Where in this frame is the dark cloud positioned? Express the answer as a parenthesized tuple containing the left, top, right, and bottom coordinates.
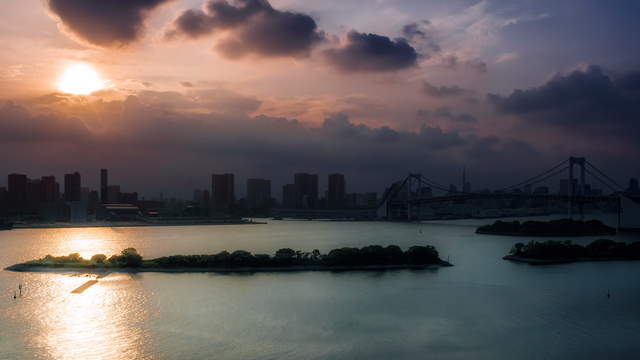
(0, 92, 539, 197)
(166, 0, 325, 58)
(180, 81, 195, 88)
(402, 21, 441, 54)
(439, 55, 488, 74)
(47, 0, 172, 47)
(324, 31, 419, 73)
(489, 65, 640, 140)
(422, 81, 465, 98)
(418, 107, 477, 123)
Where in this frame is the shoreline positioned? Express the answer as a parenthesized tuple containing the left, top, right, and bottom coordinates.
(503, 255, 640, 265)
(476, 230, 615, 237)
(9, 220, 266, 230)
(4, 262, 453, 274)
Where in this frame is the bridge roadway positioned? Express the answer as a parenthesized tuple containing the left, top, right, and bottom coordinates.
(389, 193, 622, 206)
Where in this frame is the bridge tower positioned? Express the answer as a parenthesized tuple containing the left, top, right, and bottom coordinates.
(568, 157, 586, 220)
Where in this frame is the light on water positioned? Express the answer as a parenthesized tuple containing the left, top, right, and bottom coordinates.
(1, 220, 639, 359)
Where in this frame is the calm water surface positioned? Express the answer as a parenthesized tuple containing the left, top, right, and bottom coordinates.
(1, 219, 639, 359)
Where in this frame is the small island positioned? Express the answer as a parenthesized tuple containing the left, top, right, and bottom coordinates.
(5, 245, 452, 274)
(504, 239, 640, 264)
(476, 219, 616, 237)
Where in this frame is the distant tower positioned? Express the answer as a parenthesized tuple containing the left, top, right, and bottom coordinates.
(100, 169, 108, 203)
(64, 172, 81, 202)
(462, 167, 471, 193)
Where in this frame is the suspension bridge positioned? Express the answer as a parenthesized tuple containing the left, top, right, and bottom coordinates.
(272, 156, 637, 224)
(378, 156, 632, 221)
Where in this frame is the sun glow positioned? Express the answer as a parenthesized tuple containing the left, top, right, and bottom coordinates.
(57, 63, 106, 95)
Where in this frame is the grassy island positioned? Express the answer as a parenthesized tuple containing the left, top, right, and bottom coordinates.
(504, 239, 640, 264)
(5, 245, 452, 273)
(476, 219, 616, 237)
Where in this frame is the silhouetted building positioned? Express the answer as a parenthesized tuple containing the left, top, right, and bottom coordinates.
(447, 184, 458, 196)
(100, 169, 108, 203)
(87, 190, 100, 215)
(462, 168, 471, 193)
(0, 187, 7, 216)
(211, 173, 235, 210)
(628, 178, 640, 196)
(294, 173, 318, 208)
(558, 179, 578, 196)
(41, 176, 59, 202)
(534, 186, 550, 195)
(64, 172, 81, 202)
(107, 185, 120, 203)
(282, 184, 301, 208)
(247, 178, 271, 209)
(26, 178, 43, 213)
(328, 174, 346, 209)
(418, 186, 433, 198)
(8, 173, 27, 213)
(120, 192, 139, 204)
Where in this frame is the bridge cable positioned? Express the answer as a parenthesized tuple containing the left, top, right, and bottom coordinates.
(496, 159, 569, 192)
(585, 161, 624, 192)
(583, 168, 621, 194)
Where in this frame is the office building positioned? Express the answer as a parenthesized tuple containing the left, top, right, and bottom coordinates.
(8, 173, 28, 212)
(294, 173, 318, 208)
(247, 178, 271, 209)
(100, 169, 108, 203)
(107, 185, 121, 203)
(211, 173, 235, 210)
(64, 172, 81, 202)
(328, 174, 346, 209)
(282, 184, 301, 208)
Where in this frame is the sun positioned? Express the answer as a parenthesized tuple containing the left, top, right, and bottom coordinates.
(57, 63, 106, 95)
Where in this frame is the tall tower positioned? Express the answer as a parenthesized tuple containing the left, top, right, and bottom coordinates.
(100, 169, 108, 203)
(64, 172, 81, 202)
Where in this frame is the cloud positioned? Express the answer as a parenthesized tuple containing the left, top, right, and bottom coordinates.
(418, 107, 477, 123)
(47, 0, 173, 47)
(166, 0, 325, 59)
(324, 31, 419, 73)
(495, 52, 519, 64)
(402, 21, 441, 54)
(0, 90, 541, 196)
(489, 65, 640, 142)
(422, 81, 465, 98)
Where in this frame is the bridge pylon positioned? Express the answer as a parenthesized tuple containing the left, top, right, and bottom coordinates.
(568, 157, 586, 220)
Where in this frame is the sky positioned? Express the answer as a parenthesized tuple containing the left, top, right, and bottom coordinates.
(0, 0, 639, 198)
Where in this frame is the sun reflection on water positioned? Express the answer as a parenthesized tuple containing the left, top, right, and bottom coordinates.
(39, 227, 129, 260)
(32, 273, 154, 360)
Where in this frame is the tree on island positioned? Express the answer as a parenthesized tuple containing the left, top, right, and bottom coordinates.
(108, 248, 143, 267)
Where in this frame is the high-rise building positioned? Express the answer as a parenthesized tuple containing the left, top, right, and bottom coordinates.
(559, 179, 578, 195)
(628, 178, 639, 195)
(107, 185, 121, 203)
(282, 184, 301, 209)
(8, 173, 28, 212)
(100, 169, 108, 203)
(294, 173, 318, 208)
(64, 172, 81, 202)
(247, 178, 271, 209)
(211, 173, 235, 210)
(40, 176, 59, 202)
(328, 174, 346, 209)
(0, 187, 7, 216)
(462, 168, 471, 193)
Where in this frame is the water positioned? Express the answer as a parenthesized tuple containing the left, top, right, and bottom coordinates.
(1, 219, 639, 359)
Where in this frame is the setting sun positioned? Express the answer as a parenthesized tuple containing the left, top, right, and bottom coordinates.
(57, 63, 105, 95)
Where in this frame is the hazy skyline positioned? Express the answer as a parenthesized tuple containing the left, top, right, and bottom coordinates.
(1, 0, 639, 197)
